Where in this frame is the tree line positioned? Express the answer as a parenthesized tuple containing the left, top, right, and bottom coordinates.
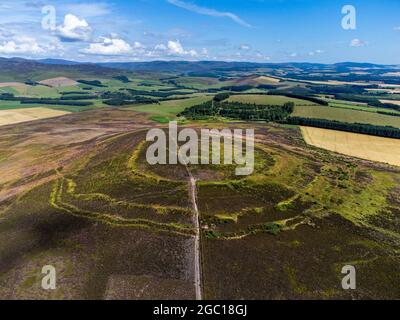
(101, 91, 158, 106)
(0, 93, 93, 106)
(179, 101, 294, 121)
(285, 117, 400, 139)
(77, 80, 106, 87)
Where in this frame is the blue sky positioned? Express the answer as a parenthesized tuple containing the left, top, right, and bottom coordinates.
(0, 0, 399, 63)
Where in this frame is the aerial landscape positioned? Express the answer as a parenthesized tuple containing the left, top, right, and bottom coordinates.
(0, 0, 399, 301)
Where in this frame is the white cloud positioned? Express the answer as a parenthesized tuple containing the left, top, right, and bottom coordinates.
(57, 14, 92, 42)
(155, 43, 167, 51)
(394, 27, 400, 31)
(188, 49, 198, 57)
(0, 35, 46, 54)
(133, 41, 145, 49)
(290, 52, 297, 57)
(350, 38, 368, 47)
(255, 52, 270, 61)
(167, 40, 197, 56)
(81, 36, 132, 55)
(167, 0, 251, 28)
(168, 40, 185, 55)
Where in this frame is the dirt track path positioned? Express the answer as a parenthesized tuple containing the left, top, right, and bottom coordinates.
(187, 168, 202, 300)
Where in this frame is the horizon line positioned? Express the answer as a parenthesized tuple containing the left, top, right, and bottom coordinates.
(1, 56, 399, 66)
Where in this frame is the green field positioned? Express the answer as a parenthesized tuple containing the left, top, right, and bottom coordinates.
(128, 96, 212, 120)
(293, 105, 400, 128)
(318, 96, 400, 115)
(328, 102, 400, 116)
(227, 94, 318, 106)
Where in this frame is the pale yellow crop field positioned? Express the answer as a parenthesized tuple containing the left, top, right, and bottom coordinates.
(255, 76, 281, 84)
(301, 126, 400, 167)
(0, 107, 69, 126)
(379, 99, 400, 106)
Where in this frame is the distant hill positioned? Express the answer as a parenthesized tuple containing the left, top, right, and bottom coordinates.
(99, 61, 399, 73)
(0, 57, 399, 83)
(37, 58, 82, 66)
(99, 60, 265, 73)
(0, 57, 127, 82)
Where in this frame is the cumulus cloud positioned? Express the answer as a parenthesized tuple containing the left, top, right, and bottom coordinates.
(350, 38, 368, 47)
(57, 14, 92, 42)
(81, 36, 132, 55)
(133, 41, 145, 49)
(167, 40, 185, 55)
(151, 40, 205, 58)
(154, 43, 167, 51)
(167, 0, 251, 28)
(0, 35, 45, 54)
(167, 40, 197, 56)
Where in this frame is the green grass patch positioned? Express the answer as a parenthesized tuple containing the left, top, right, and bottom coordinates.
(128, 96, 212, 119)
(293, 105, 400, 128)
(150, 115, 171, 123)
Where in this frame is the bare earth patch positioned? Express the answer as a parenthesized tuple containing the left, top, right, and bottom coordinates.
(301, 126, 400, 167)
(38, 77, 77, 87)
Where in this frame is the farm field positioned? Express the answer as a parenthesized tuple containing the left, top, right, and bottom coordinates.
(293, 105, 400, 128)
(0, 83, 62, 97)
(128, 96, 212, 122)
(327, 101, 400, 115)
(0, 101, 102, 113)
(380, 99, 400, 106)
(301, 126, 400, 166)
(38, 77, 78, 87)
(0, 107, 69, 126)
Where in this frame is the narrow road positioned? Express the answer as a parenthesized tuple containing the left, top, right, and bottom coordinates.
(187, 168, 202, 300)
